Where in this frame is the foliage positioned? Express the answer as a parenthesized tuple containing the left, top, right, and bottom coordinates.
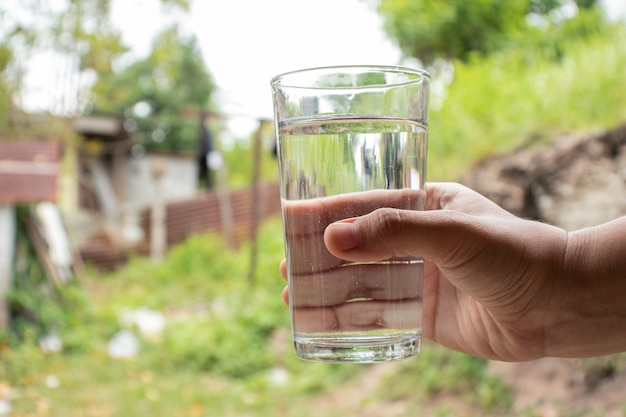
(0, 0, 128, 116)
(0, 8, 36, 129)
(0, 207, 95, 384)
(46, 0, 127, 75)
(3, 218, 365, 416)
(0, 0, 191, 123)
(427, 23, 626, 181)
(222, 141, 279, 188)
(503, 7, 609, 61)
(88, 25, 215, 153)
(5, 207, 78, 339)
(0, 44, 14, 126)
(65, 218, 356, 385)
(378, 0, 601, 64)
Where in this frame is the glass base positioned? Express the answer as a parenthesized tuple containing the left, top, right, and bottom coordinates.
(294, 334, 421, 363)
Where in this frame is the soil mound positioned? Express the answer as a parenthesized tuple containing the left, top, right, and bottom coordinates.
(461, 124, 626, 230)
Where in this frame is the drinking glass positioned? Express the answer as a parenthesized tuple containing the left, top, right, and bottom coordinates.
(270, 65, 430, 363)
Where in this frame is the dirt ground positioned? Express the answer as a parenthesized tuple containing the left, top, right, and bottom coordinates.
(306, 356, 626, 416)
(489, 357, 626, 416)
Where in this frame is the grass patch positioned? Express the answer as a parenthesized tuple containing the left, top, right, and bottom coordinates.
(3, 219, 363, 416)
(428, 24, 626, 180)
(377, 342, 512, 414)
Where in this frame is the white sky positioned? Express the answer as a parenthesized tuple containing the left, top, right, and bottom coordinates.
(17, 0, 626, 138)
(110, 0, 405, 137)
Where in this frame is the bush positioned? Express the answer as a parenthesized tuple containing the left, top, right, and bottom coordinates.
(428, 23, 626, 181)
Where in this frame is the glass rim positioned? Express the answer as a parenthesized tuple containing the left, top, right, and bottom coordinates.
(270, 64, 430, 90)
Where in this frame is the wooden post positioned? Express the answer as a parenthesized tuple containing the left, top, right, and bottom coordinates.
(212, 135, 233, 249)
(150, 157, 167, 263)
(111, 141, 128, 210)
(215, 179, 233, 249)
(247, 121, 264, 283)
(197, 112, 235, 248)
(0, 204, 16, 330)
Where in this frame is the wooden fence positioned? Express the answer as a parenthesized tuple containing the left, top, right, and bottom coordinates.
(79, 181, 282, 271)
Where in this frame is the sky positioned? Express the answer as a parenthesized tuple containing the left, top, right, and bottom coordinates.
(16, 0, 626, 138)
(109, 0, 405, 137)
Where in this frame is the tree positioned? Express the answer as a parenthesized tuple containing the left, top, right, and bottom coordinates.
(377, 0, 602, 65)
(0, 41, 15, 127)
(88, 26, 215, 153)
(0, 0, 190, 119)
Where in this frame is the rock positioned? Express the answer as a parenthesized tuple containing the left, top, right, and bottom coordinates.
(39, 331, 63, 353)
(461, 123, 626, 230)
(119, 307, 165, 341)
(44, 374, 61, 389)
(0, 399, 9, 416)
(107, 329, 139, 359)
(267, 367, 290, 386)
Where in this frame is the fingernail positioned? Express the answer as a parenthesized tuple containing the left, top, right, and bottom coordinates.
(327, 222, 359, 250)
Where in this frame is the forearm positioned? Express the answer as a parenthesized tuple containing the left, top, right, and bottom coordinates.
(547, 216, 626, 358)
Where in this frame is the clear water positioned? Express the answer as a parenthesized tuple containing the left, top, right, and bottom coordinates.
(277, 116, 426, 362)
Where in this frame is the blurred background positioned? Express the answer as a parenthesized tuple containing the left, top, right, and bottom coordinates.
(1, 0, 625, 416)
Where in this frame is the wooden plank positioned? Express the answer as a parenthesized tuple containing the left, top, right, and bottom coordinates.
(26, 210, 70, 286)
(0, 139, 61, 160)
(0, 205, 15, 330)
(0, 140, 62, 203)
(0, 175, 58, 202)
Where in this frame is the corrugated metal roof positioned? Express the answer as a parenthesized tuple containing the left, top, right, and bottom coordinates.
(73, 115, 125, 138)
(73, 116, 131, 156)
(0, 140, 62, 203)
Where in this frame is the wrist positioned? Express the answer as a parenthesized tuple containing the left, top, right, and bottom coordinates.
(545, 219, 626, 358)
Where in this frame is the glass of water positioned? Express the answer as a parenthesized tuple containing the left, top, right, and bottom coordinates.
(270, 65, 430, 363)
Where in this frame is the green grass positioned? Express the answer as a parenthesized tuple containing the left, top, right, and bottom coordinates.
(2, 218, 511, 416)
(2, 219, 365, 416)
(378, 342, 512, 413)
(8, 351, 357, 416)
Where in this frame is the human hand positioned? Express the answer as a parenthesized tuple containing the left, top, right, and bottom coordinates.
(281, 182, 573, 361)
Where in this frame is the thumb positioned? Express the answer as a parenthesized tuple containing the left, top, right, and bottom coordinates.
(323, 207, 478, 265)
